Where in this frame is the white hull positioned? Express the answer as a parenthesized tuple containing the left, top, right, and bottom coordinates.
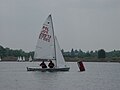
(27, 67, 70, 72)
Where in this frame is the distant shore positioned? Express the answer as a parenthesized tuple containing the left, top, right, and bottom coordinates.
(65, 57, 120, 62)
(1, 57, 120, 63)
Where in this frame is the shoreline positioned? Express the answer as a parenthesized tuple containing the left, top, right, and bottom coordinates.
(0, 60, 120, 63)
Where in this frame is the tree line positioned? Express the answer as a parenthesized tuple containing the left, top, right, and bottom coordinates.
(0, 45, 34, 59)
(62, 48, 120, 59)
(0, 45, 120, 61)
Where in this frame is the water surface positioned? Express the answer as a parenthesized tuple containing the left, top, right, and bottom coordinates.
(0, 62, 120, 90)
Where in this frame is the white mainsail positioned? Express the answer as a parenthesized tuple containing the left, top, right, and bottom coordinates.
(17, 57, 20, 61)
(29, 56, 32, 62)
(34, 15, 55, 60)
(22, 56, 25, 61)
(19, 56, 22, 61)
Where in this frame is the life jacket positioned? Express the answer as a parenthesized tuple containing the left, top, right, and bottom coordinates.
(48, 62, 54, 68)
(40, 63, 47, 68)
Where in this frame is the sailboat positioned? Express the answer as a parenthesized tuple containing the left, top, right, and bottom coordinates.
(22, 56, 25, 62)
(27, 15, 70, 71)
(17, 56, 22, 62)
(0, 57, 1, 61)
(17, 57, 20, 61)
(29, 56, 32, 62)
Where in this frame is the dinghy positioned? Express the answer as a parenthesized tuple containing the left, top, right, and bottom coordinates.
(28, 56, 32, 62)
(27, 15, 70, 71)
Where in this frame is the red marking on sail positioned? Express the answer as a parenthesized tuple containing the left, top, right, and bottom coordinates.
(39, 26, 51, 42)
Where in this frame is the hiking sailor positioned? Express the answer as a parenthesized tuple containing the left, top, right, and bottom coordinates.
(48, 60, 55, 68)
(40, 61, 47, 68)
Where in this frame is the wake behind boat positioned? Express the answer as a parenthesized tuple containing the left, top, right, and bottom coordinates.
(27, 15, 70, 72)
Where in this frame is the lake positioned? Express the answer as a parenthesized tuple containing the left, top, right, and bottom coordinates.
(0, 62, 120, 90)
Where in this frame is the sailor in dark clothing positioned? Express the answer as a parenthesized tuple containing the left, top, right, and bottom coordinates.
(48, 60, 55, 68)
(40, 61, 47, 68)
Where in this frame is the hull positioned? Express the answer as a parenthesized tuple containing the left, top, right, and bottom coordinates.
(27, 67, 70, 72)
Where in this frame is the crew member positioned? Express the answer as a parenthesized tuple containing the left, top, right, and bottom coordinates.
(48, 60, 54, 68)
(40, 61, 47, 68)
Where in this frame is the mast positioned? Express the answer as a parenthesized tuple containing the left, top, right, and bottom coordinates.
(50, 14, 57, 67)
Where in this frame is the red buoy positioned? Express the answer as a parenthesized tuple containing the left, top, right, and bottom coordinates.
(77, 61, 85, 71)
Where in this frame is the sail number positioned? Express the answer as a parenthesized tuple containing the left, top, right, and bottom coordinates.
(39, 26, 51, 42)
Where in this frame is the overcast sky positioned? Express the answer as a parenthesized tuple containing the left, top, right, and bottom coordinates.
(0, 0, 120, 52)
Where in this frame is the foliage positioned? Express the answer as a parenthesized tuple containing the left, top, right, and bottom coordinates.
(0, 45, 34, 59)
(98, 49, 106, 58)
(0, 45, 120, 62)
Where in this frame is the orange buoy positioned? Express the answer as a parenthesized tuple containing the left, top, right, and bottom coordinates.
(77, 61, 85, 71)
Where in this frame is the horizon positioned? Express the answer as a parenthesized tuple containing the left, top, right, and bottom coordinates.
(0, 44, 119, 53)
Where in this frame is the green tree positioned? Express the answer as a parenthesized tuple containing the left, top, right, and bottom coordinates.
(0, 45, 6, 58)
(71, 48, 75, 58)
(85, 51, 91, 57)
(78, 49, 84, 58)
(61, 49, 64, 54)
(98, 49, 106, 58)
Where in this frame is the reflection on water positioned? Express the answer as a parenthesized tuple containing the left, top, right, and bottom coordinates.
(0, 62, 120, 90)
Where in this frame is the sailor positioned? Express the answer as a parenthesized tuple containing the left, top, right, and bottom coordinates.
(40, 61, 47, 68)
(48, 60, 55, 68)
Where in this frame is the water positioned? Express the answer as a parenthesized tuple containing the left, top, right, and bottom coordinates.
(0, 62, 120, 90)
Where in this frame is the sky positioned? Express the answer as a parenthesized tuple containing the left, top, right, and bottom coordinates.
(0, 0, 120, 52)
